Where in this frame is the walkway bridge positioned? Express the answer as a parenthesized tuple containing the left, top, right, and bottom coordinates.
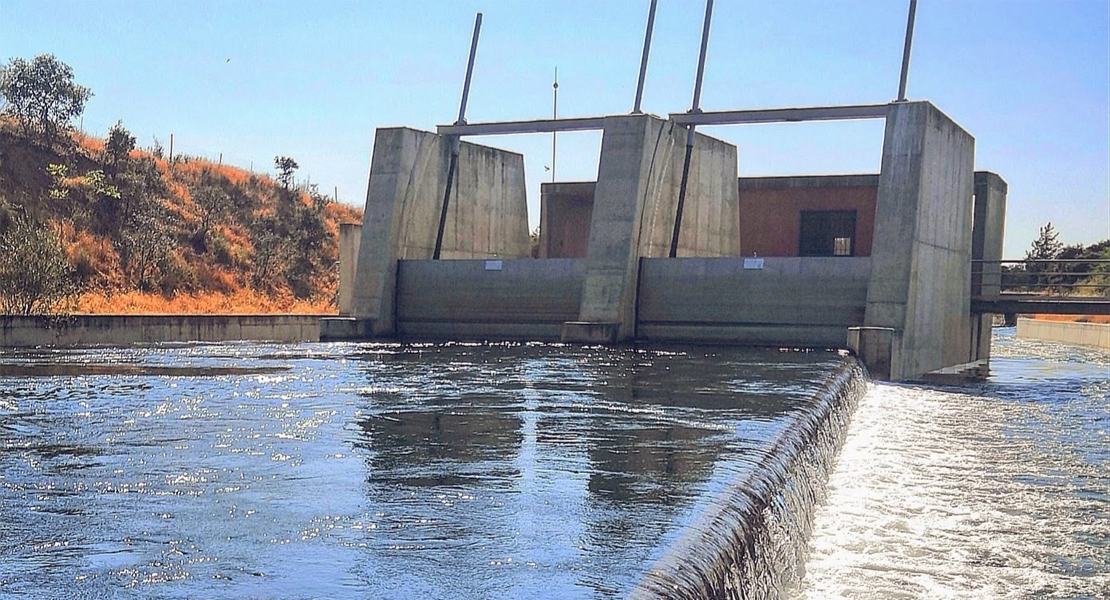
(970, 259, 1110, 316)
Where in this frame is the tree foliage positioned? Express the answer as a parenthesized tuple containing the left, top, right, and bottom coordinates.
(0, 213, 78, 315)
(274, 156, 298, 189)
(104, 120, 136, 172)
(0, 54, 92, 146)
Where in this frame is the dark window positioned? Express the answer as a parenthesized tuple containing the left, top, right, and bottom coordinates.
(799, 210, 856, 257)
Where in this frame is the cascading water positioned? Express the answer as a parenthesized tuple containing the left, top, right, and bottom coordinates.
(627, 359, 868, 600)
(792, 329, 1110, 599)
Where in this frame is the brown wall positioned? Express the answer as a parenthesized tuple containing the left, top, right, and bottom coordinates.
(539, 182, 595, 258)
(738, 175, 878, 257)
(540, 175, 880, 260)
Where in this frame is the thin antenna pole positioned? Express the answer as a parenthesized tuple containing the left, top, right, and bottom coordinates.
(552, 67, 558, 183)
(897, 0, 918, 102)
(632, 0, 658, 114)
(670, 0, 714, 258)
(435, 13, 483, 260)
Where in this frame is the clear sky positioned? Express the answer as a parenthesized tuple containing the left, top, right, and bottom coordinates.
(2, 0, 1107, 257)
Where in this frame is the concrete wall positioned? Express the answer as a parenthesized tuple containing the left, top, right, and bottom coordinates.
(565, 114, 739, 342)
(969, 172, 1008, 361)
(396, 258, 585, 340)
(1, 315, 323, 347)
(338, 223, 362, 316)
(1017, 318, 1110, 350)
(864, 101, 976, 381)
(539, 182, 595, 258)
(738, 175, 878, 257)
(351, 127, 529, 336)
(637, 257, 871, 347)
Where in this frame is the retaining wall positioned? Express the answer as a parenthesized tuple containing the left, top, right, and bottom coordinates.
(1016, 318, 1110, 350)
(397, 259, 586, 340)
(637, 257, 871, 347)
(0, 315, 324, 347)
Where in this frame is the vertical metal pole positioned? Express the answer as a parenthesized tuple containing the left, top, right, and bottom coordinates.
(897, 0, 918, 102)
(435, 13, 483, 260)
(669, 0, 713, 258)
(552, 67, 558, 183)
(632, 0, 658, 114)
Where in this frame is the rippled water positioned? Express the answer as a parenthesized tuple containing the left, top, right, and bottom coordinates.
(0, 342, 848, 599)
(795, 328, 1110, 599)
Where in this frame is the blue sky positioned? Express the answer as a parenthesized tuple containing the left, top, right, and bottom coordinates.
(2, 0, 1107, 257)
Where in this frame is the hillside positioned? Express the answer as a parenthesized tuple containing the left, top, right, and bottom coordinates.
(0, 119, 362, 314)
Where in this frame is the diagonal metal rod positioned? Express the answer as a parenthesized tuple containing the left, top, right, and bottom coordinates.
(552, 67, 558, 182)
(897, 0, 918, 102)
(633, 0, 658, 114)
(435, 13, 483, 260)
(670, 0, 714, 258)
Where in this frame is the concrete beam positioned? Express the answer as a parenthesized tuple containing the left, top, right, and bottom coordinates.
(436, 116, 608, 136)
(669, 103, 889, 126)
(971, 298, 1110, 315)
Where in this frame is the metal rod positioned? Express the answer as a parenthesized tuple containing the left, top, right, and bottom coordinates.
(689, 0, 713, 116)
(633, 0, 658, 114)
(897, 0, 917, 101)
(457, 13, 483, 125)
(670, 0, 714, 258)
(552, 67, 558, 183)
(435, 12, 483, 260)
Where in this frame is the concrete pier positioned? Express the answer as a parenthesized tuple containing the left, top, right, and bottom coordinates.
(563, 114, 739, 343)
(969, 172, 1008, 362)
(864, 101, 975, 381)
(350, 127, 529, 337)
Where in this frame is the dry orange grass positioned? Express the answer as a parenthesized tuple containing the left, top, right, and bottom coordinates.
(77, 290, 336, 315)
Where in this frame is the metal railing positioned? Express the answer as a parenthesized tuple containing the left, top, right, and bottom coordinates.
(972, 259, 1110, 298)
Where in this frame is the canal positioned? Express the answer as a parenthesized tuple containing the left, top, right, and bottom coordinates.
(0, 329, 1105, 598)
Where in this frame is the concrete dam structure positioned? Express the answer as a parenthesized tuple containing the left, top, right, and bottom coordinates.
(323, 100, 1008, 382)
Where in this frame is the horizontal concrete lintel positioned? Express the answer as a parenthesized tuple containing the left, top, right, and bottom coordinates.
(436, 116, 609, 136)
(669, 103, 890, 126)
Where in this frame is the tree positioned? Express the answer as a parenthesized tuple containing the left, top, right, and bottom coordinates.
(104, 120, 136, 173)
(191, 173, 230, 248)
(274, 156, 298, 189)
(0, 54, 92, 145)
(1024, 222, 1063, 292)
(1026, 222, 1062, 261)
(0, 215, 79, 315)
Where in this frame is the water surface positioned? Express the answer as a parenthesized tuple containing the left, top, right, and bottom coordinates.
(0, 342, 847, 599)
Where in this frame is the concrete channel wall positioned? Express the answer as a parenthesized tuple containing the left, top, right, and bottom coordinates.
(637, 257, 871, 347)
(1017, 318, 1110, 350)
(396, 259, 586, 340)
(0, 315, 324, 347)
